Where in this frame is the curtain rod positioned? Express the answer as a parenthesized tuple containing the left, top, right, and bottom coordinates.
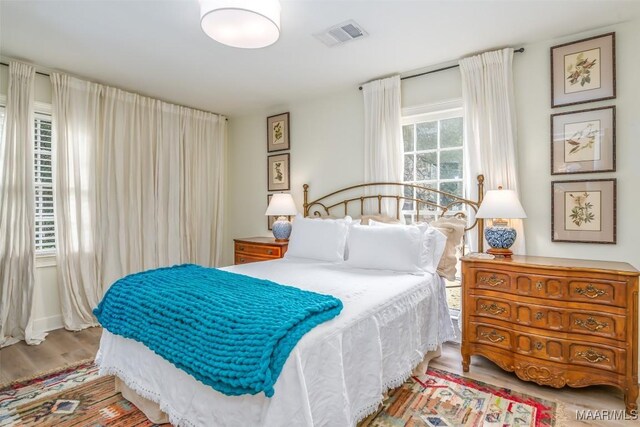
(358, 47, 525, 90)
(0, 61, 228, 120)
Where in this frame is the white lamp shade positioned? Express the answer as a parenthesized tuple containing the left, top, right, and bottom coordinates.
(265, 193, 297, 216)
(476, 189, 527, 219)
(200, 0, 281, 49)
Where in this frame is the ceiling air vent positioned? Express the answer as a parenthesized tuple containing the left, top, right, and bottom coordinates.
(314, 20, 368, 47)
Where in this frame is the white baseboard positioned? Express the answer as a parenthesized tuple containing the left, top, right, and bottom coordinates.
(33, 314, 63, 333)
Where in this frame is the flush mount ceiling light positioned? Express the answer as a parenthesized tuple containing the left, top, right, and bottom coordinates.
(199, 0, 281, 49)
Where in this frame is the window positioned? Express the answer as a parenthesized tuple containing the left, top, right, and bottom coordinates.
(34, 113, 55, 253)
(402, 108, 464, 222)
(402, 107, 464, 314)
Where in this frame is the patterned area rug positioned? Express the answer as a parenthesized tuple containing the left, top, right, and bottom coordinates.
(361, 367, 559, 427)
(0, 361, 559, 426)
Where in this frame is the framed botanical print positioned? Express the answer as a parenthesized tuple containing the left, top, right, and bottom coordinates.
(551, 32, 615, 108)
(552, 179, 616, 244)
(267, 153, 290, 191)
(267, 112, 290, 152)
(551, 106, 615, 175)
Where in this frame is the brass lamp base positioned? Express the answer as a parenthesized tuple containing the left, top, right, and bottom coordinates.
(487, 248, 513, 258)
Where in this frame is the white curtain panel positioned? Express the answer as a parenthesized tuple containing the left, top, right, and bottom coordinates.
(460, 48, 525, 254)
(0, 62, 45, 347)
(51, 74, 226, 331)
(362, 75, 403, 218)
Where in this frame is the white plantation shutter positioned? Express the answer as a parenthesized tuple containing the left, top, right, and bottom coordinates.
(33, 113, 55, 253)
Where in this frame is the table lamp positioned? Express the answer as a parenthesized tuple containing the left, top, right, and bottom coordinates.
(265, 193, 298, 241)
(476, 187, 527, 258)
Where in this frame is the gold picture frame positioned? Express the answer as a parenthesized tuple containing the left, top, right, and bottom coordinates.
(267, 112, 290, 152)
(551, 32, 615, 108)
(552, 179, 616, 244)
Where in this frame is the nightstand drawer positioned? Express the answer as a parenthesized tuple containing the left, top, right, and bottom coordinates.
(235, 254, 271, 264)
(235, 242, 282, 258)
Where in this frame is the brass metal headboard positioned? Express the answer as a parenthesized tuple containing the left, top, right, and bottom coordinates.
(303, 174, 485, 252)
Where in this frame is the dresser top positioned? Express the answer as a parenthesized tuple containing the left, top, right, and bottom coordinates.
(234, 237, 289, 247)
(461, 254, 639, 276)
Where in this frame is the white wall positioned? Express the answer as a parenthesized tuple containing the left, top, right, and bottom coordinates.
(515, 20, 640, 269)
(226, 19, 639, 270)
(0, 63, 62, 334)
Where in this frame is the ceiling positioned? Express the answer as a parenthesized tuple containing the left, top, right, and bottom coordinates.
(1, 0, 639, 117)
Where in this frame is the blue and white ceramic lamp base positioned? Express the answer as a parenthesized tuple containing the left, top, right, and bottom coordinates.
(484, 226, 517, 258)
(272, 217, 292, 241)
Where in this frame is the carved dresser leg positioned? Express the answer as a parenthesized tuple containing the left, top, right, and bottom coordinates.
(624, 384, 639, 415)
(462, 355, 470, 372)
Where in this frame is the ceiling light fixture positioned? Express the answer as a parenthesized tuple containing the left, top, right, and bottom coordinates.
(199, 0, 281, 49)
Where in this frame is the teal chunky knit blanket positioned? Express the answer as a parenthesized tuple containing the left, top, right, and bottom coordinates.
(93, 264, 342, 397)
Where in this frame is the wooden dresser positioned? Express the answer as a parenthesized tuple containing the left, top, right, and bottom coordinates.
(461, 255, 639, 412)
(234, 237, 288, 265)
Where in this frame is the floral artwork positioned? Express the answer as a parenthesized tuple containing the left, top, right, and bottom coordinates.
(272, 120, 284, 145)
(565, 191, 601, 231)
(267, 113, 290, 152)
(551, 106, 614, 175)
(551, 33, 614, 108)
(268, 153, 289, 191)
(563, 120, 601, 163)
(272, 161, 284, 183)
(564, 48, 601, 94)
(553, 179, 615, 244)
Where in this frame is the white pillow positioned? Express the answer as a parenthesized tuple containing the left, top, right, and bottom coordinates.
(345, 224, 423, 273)
(369, 219, 447, 273)
(285, 214, 350, 262)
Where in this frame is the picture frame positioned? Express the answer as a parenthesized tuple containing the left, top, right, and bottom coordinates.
(267, 153, 290, 191)
(267, 112, 290, 152)
(267, 194, 276, 230)
(551, 106, 615, 175)
(551, 179, 616, 244)
(551, 32, 615, 108)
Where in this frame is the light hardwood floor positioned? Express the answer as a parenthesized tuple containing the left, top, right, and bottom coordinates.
(1, 328, 637, 426)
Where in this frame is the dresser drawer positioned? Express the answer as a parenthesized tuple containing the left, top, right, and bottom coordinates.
(470, 268, 627, 307)
(470, 295, 626, 341)
(234, 242, 282, 258)
(472, 322, 625, 373)
(470, 323, 512, 350)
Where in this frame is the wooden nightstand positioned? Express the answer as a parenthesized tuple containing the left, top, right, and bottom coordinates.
(234, 237, 288, 265)
(461, 255, 639, 413)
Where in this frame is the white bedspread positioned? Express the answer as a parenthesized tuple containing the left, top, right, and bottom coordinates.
(96, 257, 455, 427)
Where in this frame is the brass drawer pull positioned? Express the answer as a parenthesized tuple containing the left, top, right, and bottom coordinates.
(480, 303, 506, 315)
(575, 284, 607, 299)
(576, 349, 610, 364)
(536, 281, 544, 290)
(267, 249, 274, 255)
(239, 258, 246, 263)
(480, 275, 505, 287)
(480, 330, 506, 343)
(575, 317, 608, 332)
(238, 246, 245, 251)
(535, 312, 544, 320)
(535, 342, 544, 351)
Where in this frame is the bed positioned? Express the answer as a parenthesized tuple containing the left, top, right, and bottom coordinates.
(95, 176, 486, 427)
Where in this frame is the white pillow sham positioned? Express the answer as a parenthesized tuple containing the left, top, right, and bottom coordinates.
(345, 224, 424, 273)
(368, 219, 447, 273)
(285, 214, 351, 262)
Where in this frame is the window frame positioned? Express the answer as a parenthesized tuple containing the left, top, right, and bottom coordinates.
(33, 108, 55, 256)
(401, 103, 465, 222)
